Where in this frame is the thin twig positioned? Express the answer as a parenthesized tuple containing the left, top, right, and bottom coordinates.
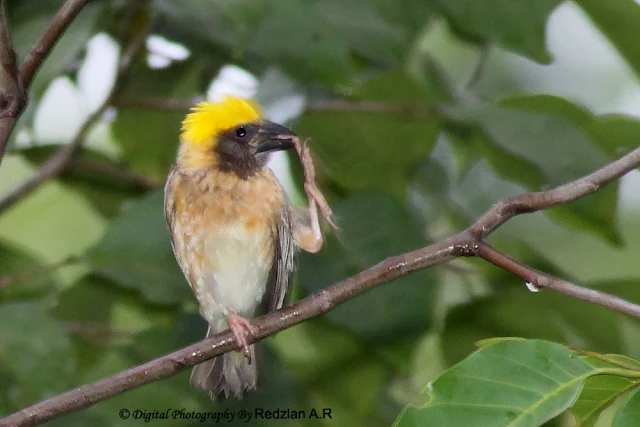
(114, 95, 200, 112)
(4, 143, 640, 426)
(18, 0, 90, 88)
(0, 0, 89, 168)
(112, 95, 432, 118)
(474, 242, 640, 317)
(0, 24, 150, 215)
(69, 156, 159, 189)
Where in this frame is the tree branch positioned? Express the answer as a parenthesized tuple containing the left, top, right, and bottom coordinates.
(0, 0, 89, 166)
(18, 0, 89, 89)
(0, 23, 150, 215)
(3, 142, 640, 426)
(0, 0, 21, 115)
(475, 241, 640, 317)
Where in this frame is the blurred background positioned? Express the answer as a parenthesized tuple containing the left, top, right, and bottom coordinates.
(1, 0, 640, 426)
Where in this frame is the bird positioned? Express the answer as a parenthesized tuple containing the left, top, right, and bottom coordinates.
(164, 96, 324, 399)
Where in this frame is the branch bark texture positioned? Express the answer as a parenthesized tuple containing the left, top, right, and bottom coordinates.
(0, 0, 89, 166)
(3, 143, 640, 427)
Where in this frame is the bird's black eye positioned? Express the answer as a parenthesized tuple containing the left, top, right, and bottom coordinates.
(235, 127, 246, 138)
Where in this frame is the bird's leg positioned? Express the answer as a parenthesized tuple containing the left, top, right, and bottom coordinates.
(227, 312, 257, 363)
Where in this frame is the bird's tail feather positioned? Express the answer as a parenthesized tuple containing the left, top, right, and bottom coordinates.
(190, 327, 257, 399)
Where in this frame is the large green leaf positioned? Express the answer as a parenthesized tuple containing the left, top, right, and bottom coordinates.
(299, 193, 433, 341)
(87, 190, 190, 305)
(572, 356, 640, 427)
(613, 387, 640, 427)
(0, 301, 74, 406)
(155, 0, 430, 85)
(437, 0, 562, 63)
(153, 0, 266, 55)
(575, 0, 640, 78)
(247, 0, 354, 85)
(297, 72, 440, 194)
(444, 95, 621, 245)
(395, 339, 596, 427)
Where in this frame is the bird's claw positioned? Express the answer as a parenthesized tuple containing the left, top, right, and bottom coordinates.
(227, 313, 257, 364)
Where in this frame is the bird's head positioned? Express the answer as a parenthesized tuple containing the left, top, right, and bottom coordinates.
(178, 96, 297, 178)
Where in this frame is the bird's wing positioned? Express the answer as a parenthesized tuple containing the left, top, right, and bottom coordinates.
(163, 166, 178, 247)
(266, 206, 295, 312)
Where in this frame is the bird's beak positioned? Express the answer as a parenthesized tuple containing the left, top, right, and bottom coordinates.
(254, 121, 296, 154)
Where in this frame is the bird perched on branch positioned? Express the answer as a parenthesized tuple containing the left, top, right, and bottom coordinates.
(164, 96, 329, 399)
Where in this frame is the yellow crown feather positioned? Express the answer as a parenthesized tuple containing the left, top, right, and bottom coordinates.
(181, 96, 261, 146)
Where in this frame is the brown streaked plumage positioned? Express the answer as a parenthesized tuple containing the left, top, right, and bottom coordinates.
(164, 97, 302, 399)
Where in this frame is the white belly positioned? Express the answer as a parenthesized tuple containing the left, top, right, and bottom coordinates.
(194, 223, 273, 327)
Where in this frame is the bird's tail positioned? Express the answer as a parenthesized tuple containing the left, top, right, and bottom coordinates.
(190, 326, 257, 399)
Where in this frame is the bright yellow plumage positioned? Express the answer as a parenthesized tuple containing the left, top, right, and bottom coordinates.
(180, 96, 261, 147)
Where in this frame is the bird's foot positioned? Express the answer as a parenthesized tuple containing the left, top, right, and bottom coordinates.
(227, 313, 257, 364)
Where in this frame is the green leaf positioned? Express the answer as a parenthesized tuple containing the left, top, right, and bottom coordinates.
(299, 193, 433, 341)
(0, 240, 56, 302)
(156, 0, 354, 85)
(372, 0, 436, 36)
(614, 387, 640, 427)
(575, 0, 640, 77)
(247, 0, 354, 84)
(112, 109, 183, 180)
(437, 0, 562, 63)
(113, 59, 202, 180)
(572, 357, 640, 427)
(444, 95, 621, 245)
(586, 114, 640, 159)
(499, 95, 623, 246)
(297, 72, 440, 194)
(87, 190, 191, 305)
(52, 274, 139, 370)
(442, 283, 627, 365)
(156, 0, 431, 84)
(311, 0, 406, 65)
(154, 0, 265, 54)
(447, 96, 606, 186)
(394, 339, 595, 427)
(19, 146, 153, 217)
(0, 302, 74, 405)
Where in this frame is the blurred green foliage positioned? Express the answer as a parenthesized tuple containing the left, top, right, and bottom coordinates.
(2, 0, 640, 426)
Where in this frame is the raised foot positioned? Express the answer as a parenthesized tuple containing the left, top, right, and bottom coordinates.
(227, 313, 257, 363)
